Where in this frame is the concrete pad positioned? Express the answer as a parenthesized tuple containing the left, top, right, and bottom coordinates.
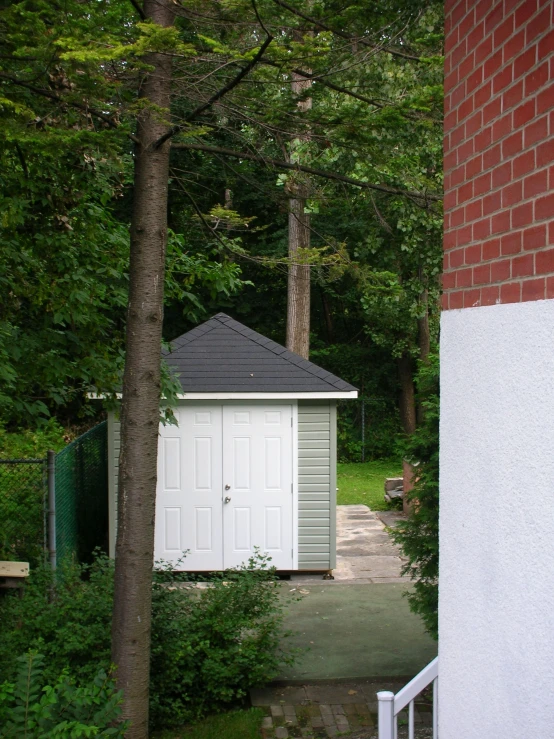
(278, 583, 436, 681)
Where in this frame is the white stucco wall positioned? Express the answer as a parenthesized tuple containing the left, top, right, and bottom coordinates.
(439, 299, 554, 738)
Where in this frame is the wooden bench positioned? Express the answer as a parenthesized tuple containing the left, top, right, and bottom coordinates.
(0, 561, 30, 590)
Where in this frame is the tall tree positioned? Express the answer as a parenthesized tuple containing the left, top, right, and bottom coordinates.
(111, 1, 175, 735)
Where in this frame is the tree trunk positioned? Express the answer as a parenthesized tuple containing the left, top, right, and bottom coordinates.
(286, 62, 312, 360)
(287, 194, 311, 357)
(320, 288, 335, 344)
(111, 2, 174, 736)
(398, 352, 416, 436)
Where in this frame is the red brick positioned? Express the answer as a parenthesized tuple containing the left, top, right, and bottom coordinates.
(468, 20, 485, 51)
(492, 113, 513, 141)
(513, 149, 536, 178)
(483, 191, 502, 216)
(503, 30, 525, 62)
(483, 237, 501, 260)
(451, 121, 466, 146)
(451, 206, 465, 227)
(458, 139, 475, 163)
(475, 0, 490, 23)
(443, 271, 457, 290)
(491, 258, 511, 282)
(444, 150, 457, 171)
(514, 47, 537, 80)
(502, 80, 524, 111)
(463, 288, 482, 307)
(466, 110, 483, 136)
(473, 263, 491, 284)
(538, 29, 554, 59)
(523, 224, 547, 250)
(484, 49, 504, 78)
(536, 139, 554, 166)
(513, 99, 536, 128)
(450, 247, 466, 268)
(485, 3, 504, 34)
(493, 64, 514, 94)
(501, 230, 522, 254)
(483, 144, 502, 170)
(492, 161, 512, 189)
(495, 15, 514, 47)
(515, 0, 538, 28)
(535, 192, 554, 221)
(526, 6, 551, 44)
(549, 222, 554, 244)
(492, 210, 512, 234)
(536, 247, 554, 274)
(502, 130, 523, 157)
(441, 293, 450, 310)
(536, 84, 554, 114)
(444, 190, 457, 212)
(458, 97, 474, 124)
(546, 276, 554, 299)
(457, 267, 473, 288)
(512, 202, 534, 228)
(457, 224, 473, 245)
(474, 82, 492, 111)
(483, 97, 502, 125)
(502, 180, 523, 207)
(475, 125, 492, 152)
(467, 67, 483, 94)
(500, 281, 522, 303)
(460, 7, 477, 39)
(525, 61, 549, 95)
(466, 154, 483, 178)
(481, 285, 500, 305)
(523, 169, 548, 199)
(460, 53, 476, 82)
(458, 181, 474, 204)
(449, 290, 464, 309)
(466, 199, 483, 221)
(521, 277, 546, 301)
(473, 218, 492, 240)
(512, 253, 535, 277)
(524, 115, 549, 147)
(451, 164, 465, 187)
(465, 243, 482, 263)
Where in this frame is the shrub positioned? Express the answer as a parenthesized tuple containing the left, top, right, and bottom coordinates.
(0, 652, 127, 738)
(0, 552, 295, 730)
(389, 354, 439, 639)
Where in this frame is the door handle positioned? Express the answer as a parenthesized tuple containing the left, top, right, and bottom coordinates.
(225, 496, 231, 504)
(225, 484, 231, 490)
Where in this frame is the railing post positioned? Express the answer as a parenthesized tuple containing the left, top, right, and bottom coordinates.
(47, 450, 56, 571)
(377, 690, 395, 739)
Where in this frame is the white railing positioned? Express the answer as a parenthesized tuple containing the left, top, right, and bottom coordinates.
(377, 657, 438, 739)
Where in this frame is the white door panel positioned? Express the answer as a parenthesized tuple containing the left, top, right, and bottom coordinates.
(155, 407, 223, 569)
(222, 405, 293, 569)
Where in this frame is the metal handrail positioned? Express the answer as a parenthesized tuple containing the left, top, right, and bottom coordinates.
(377, 657, 438, 739)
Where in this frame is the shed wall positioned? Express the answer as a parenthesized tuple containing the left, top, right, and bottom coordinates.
(108, 400, 337, 570)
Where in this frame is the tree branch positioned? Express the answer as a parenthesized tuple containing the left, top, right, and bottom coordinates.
(269, 0, 422, 62)
(129, 0, 146, 21)
(154, 34, 273, 149)
(170, 142, 441, 203)
(0, 72, 140, 144)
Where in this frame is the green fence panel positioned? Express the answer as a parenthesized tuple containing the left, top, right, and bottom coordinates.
(55, 421, 108, 564)
(0, 459, 46, 568)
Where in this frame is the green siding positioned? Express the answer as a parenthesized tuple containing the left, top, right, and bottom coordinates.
(298, 400, 333, 570)
(107, 411, 120, 557)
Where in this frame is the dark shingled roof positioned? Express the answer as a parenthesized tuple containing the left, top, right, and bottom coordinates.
(165, 313, 358, 394)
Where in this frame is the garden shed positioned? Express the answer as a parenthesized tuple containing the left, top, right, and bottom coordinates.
(107, 313, 357, 573)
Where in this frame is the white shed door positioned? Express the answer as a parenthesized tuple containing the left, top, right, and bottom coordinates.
(222, 405, 293, 570)
(156, 406, 223, 570)
(155, 404, 293, 571)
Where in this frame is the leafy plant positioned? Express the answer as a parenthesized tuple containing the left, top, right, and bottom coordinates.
(0, 652, 127, 738)
(389, 354, 439, 638)
(0, 552, 295, 730)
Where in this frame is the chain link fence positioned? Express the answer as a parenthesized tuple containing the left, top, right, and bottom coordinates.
(0, 459, 47, 568)
(0, 421, 108, 569)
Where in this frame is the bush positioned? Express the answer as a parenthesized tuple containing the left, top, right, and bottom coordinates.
(389, 355, 439, 639)
(0, 653, 127, 738)
(0, 553, 295, 730)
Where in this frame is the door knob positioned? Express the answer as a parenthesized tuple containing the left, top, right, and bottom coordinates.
(225, 496, 231, 503)
(225, 484, 231, 490)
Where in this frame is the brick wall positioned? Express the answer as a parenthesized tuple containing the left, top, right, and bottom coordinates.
(443, 0, 554, 309)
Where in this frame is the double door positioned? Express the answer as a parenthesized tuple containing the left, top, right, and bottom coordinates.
(155, 404, 294, 570)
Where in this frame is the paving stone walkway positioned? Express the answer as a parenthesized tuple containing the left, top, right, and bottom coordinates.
(252, 682, 434, 738)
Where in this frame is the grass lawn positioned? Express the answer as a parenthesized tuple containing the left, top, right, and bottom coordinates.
(154, 708, 265, 739)
(337, 459, 402, 510)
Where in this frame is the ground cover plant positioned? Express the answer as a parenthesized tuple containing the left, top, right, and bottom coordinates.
(152, 708, 264, 739)
(337, 460, 402, 510)
(0, 553, 295, 731)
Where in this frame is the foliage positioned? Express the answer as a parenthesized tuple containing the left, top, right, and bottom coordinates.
(0, 419, 69, 459)
(0, 553, 295, 730)
(152, 708, 264, 739)
(389, 354, 440, 638)
(0, 653, 127, 739)
(337, 460, 402, 511)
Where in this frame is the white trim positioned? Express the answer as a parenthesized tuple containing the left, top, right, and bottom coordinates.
(292, 402, 299, 570)
(89, 391, 357, 400)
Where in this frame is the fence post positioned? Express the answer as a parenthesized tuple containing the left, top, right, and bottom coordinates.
(377, 691, 395, 739)
(47, 450, 56, 570)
